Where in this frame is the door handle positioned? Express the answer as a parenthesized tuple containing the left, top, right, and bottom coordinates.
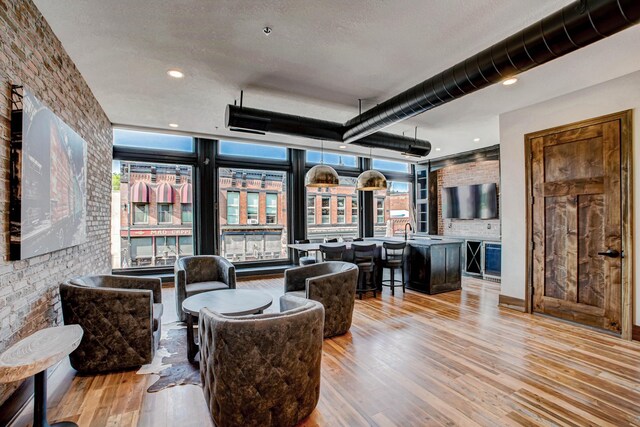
(597, 249, 620, 258)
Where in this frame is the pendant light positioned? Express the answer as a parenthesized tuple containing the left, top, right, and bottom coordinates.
(357, 146, 387, 191)
(305, 140, 339, 188)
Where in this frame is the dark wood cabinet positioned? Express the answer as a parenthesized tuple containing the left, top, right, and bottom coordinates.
(407, 242, 462, 294)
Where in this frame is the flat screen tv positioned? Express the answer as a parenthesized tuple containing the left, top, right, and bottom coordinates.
(442, 183, 498, 219)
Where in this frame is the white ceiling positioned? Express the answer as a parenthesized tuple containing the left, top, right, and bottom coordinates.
(33, 0, 640, 160)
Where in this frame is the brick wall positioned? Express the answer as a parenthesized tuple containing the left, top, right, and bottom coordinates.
(0, 0, 112, 405)
(437, 160, 501, 238)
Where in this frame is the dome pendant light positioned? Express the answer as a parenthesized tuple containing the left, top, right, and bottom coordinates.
(357, 147, 387, 191)
(305, 140, 340, 188)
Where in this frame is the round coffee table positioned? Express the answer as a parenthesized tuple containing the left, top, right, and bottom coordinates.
(0, 325, 83, 427)
(182, 289, 273, 362)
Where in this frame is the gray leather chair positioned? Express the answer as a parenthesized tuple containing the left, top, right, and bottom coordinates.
(284, 261, 358, 338)
(60, 275, 162, 374)
(175, 255, 236, 321)
(199, 295, 324, 427)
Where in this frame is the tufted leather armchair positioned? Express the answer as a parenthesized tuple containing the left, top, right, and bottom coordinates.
(284, 261, 358, 338)
(174, 255, 236, 322)
(199, 295, 324, 427)
(59, 275, 162, 374)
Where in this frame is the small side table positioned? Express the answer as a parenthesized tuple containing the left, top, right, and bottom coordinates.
(0, 325, 83, 427)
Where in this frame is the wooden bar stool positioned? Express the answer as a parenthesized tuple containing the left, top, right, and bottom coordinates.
(381, 241, 406, 296)
(352, 243, 377, 299)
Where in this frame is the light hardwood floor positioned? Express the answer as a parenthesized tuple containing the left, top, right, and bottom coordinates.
(12, 277, 640, 427)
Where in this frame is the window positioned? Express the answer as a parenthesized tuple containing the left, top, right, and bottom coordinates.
(266, 194, 278, 224)
(226, 192, 239, 224)
(158, 204, 172, 224)
(376, 199, 385, 224)
(321, 197, 330, 224)
(372, 158, 410, 173)
(130, 237, 152, 267)
(306, 151, 357, 168)
(179, 236, 194, 256)
(155, 236, 177, 266)
(247, 193, 259, 224)
(351, 197, 358, 224)
(181, 204, 192, 224)
(337, 197, 346, 224)
(133, 203, 149, 224)
(113, 129, 194, 152)
(219, 168, 288, 263)
(373, 181, 413, 237)
(219, 140, 287, 161)
(307, 196, 315, 224)
(306, 176, 359, 242)
(111, 160, 194, 270)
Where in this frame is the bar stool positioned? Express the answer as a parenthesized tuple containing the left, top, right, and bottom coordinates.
(295, 239, 317, 266)
(352, 243, 377, 299)
(324, 237, 338, 243)
(381, 241, 406, 296)
(319, 244, 346, 261)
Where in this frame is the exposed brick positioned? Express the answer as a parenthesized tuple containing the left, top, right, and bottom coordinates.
(0, 0, 111, 405)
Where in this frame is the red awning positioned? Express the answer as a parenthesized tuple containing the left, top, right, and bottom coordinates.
(180, 183, 192, 204)
(157, 182, 174, 204)
(130, 181, 149, 203)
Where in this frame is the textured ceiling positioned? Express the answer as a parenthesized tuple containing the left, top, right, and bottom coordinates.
(33, 0, 640, 159)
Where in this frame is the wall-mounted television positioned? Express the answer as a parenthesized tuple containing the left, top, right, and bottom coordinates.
(442, 183, 498, 219)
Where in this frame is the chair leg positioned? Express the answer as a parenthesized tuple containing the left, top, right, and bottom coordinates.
(402, 265, 406, 293)
(390, 268, 395, 296)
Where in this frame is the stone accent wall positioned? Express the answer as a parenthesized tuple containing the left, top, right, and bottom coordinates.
(437, 160, 501, 239)
(0, 0, 112, 405)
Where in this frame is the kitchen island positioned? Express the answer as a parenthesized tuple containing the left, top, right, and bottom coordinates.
(289, 236, 464, 295)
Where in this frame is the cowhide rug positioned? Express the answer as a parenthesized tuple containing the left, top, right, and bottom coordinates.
(137, 322, 201, 393)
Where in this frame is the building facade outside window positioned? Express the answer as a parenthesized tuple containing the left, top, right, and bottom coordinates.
(112, 159, 194, 269)
(306, 176, 360, 242)
(266, 193, 278, 224)
(218, 167, 288, 263)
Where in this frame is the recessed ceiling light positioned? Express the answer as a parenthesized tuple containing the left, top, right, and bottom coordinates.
(473, 138, 480, 142)
(502, 77, 518, 86)
(339, 145, 346, 149)
(169, 123, 179, 128)
(435, 147, 441, 152)
(263, 26, 272, 36)
(167, 69, 184, 79)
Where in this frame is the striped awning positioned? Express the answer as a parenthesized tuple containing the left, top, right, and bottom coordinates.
(180, 183, 192, 204)
(130, 181, 149, 203)
(157, 182, 174, 204)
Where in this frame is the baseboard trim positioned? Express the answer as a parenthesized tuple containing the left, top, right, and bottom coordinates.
(498, 295, 526, 312)
(633, 325, 640, 342)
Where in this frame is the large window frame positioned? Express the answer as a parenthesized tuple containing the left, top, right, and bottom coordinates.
(113, 131, 415, 274)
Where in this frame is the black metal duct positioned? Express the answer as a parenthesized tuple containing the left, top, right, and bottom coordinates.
(225, 104, 432, 156)
(342, 0, 640, 143)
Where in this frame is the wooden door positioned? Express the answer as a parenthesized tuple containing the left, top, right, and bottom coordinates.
(529, 114, 629, 334)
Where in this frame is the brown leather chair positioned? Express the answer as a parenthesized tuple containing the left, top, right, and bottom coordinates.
(199, 295, 324, 427)
(175, 255, 236, 321)
(284, 261, 358, 338)
(60, 275, 162, 373)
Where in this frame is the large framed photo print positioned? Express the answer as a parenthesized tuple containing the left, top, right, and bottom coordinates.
(10, 86, 88, 260)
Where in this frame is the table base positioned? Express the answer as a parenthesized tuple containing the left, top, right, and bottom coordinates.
(34, 370, 78, 427)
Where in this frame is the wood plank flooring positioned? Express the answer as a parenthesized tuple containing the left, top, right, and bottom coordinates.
(11, 277, 640, 427)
